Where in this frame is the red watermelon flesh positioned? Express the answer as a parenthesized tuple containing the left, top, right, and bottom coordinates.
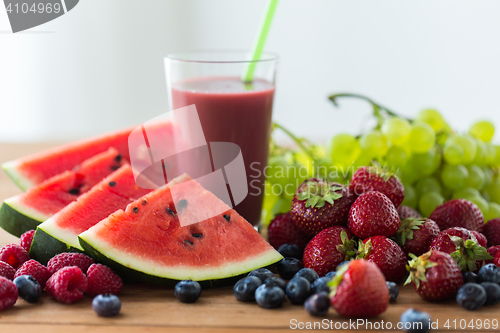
(79, 174, 283, 283)
(0, 148, 124, 237)
(2, 120, 172, 190)
(31, 164, 156, 262)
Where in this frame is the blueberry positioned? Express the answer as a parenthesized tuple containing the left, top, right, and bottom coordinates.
(233, 276, 262, 301)
(278, 244, 303, 260)
(255, 283, 286, 308)
(480, 282, 500, 306)
(13, 275, 41, 303)
(462, 271, 478, 284)
(285, 276, 311, 305)
(400, 308, 431, 333)
(456, 283, 487, 310)
(386, 281, 399, 302)
(324, 271, 336, 279)
(263, 277, 287, 291)
(304, 292, 330, 316)
(277, 257, 304, 280)
(478, 264, 500, 284)
(247, 268, 274, 283)
(174, 280, 202, 303)
(92, 294, 121, 317)
(336, 261, 350, 271)
(311, 276, 330, 294)
(294, 268, 319, 284)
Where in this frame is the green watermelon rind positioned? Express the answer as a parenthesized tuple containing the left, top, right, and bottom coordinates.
(2, 160, 33, 191)
(0, 196, 49, 237)
(29, 227, 82, 265)
(78, 235, 283, 288)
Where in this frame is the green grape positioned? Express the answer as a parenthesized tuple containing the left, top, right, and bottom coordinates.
(441, 164, 469, 190)
(261, 182, 280, 226)
(330, 134, 361, 166)
(464, 165, 486, 190)
(493, 146, 500, 167)
(266, 155, 294, 189)
(441, 185, 454, 201)
(485, 176, 500, 205)
(272, 196, 293, 218)
(381, 117, 411, 146)
(419, 192, 445, 217)
(469, 120, 495, 143)
(359, 131, 388, 159)
(294, 151, 314, 177)
(485, 143, 496, 165)
(353, 153, 373, 170)
(399, 163, 418, 185)
(468, 195, 489, 218)
(472, 139, 488, 166)
(408, 121, 436, 154)
(401, 184, 418, 209)
(386, 145, 409, 167)
(415, 109, 445, 132)
(452, 187, 481, 200)
(486, 202, 500, 222)
(411, 147, 441, 177)
(416, 177, 442, 197)
(443, 142, 464, 165)
(447, 135, 477, 164)
(483, 166, 493, 187)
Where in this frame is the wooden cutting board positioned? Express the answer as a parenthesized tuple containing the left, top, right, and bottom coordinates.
(0, 143, 498, 333)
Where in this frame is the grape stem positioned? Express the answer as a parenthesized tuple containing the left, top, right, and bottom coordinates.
(273, 122, 318, 163)
(328, 93, 411, 127)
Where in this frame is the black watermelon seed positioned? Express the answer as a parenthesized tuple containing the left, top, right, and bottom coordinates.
(142, 200, 147, 206)
(177, 199, 188, 210)
(166, 207, 176, 216)
(68, 188, 80, 195)
(132, 207, 139, 213)
(114, 154, 122, 162)
(109, 181, 117, 187)
(184, 240, 194, 246)
(192, 233, 203, 238)
(110, 165, 121, 171)
(223, 214, 230, 222)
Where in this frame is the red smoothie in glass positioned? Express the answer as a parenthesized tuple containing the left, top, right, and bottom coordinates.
(171, 77, 275, 225)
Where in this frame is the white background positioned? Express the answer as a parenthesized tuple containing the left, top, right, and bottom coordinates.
(1, 0, 499, 144)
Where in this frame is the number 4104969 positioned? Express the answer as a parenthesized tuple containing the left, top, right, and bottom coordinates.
(443, 319, 498, 330)
(5, 2, 61, 14)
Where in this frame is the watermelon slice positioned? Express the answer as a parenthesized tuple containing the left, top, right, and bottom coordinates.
(30, 164, 155, 264)
(0, 148, 124, 237)
(2, 121, 172, 190)
(79, 175, 283, 286)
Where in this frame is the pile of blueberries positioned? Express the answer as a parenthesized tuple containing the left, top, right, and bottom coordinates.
(233, 244, 400, 316)
(458, 264, 500, 310)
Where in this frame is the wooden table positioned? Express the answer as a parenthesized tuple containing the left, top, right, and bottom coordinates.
(0, 143, 499, 333)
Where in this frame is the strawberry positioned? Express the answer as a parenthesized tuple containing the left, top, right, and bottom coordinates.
(329, 259, 389, 317)
(303, 227, 356, 277)
(483, 218, 500, 247)
(347, 191, 400, 239)
(356, 236, 407, 282)
(350, 165, 405, 208)
(397, 205, 421, 220)
(494, 251, 500, 268)
(405, 250, 463, 301)
(429, 199, 484, 232)
(396, 218, 440, 257)
(291, 179, 356, 235)
(471, 231, 487, 247)
(267, 212, 311, 249)
(429, 227, 492, 272)
(486, 246, 500, 265)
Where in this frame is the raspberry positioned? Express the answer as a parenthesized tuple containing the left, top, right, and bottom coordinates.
(0, 261, 16, 281)
(87, 264, 123, 296)
(484, 218, 500, 247)
(47, 253, 95, 275)
(19, 230, 35, 252)
(0, 244, 30, 269)
(46, 266, 88, 304)
(14, 260, 52, 289)
(0, 276, 18, 311)
(486, 246, 500, 265)
(494, 252, 500, 268)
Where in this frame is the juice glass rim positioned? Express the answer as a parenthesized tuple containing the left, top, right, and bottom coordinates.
(165, 49, 279, 64)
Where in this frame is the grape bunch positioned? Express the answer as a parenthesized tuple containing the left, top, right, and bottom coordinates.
(262, 94, 500, 225)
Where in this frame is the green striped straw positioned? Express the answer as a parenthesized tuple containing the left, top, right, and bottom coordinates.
(242, 0, 279, 83)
